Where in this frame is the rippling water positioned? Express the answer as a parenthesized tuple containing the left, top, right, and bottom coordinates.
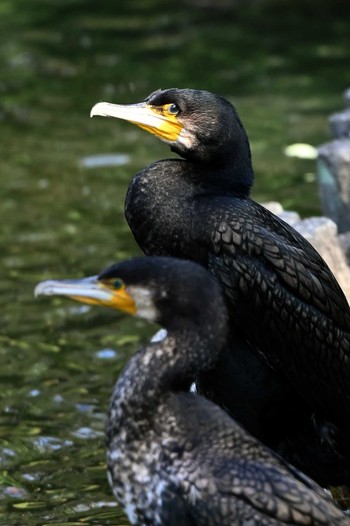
(1, 0, 350, 523)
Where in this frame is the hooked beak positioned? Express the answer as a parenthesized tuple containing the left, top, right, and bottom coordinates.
(35, 276, 136, 315)
(90, 101, 183, 142)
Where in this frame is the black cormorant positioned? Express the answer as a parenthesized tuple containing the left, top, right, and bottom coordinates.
(35, 257, 349, 525)
(90, 89, 350, 487)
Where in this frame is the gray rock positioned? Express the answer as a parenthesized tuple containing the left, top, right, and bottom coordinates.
(329, 109, 350, 138)
(317, 139, 350, 233)
(339, 231, 350, 262)
(345, 87, 350, 108)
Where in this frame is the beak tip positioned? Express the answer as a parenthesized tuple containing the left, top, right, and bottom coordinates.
(34, 281, 51, 298)
(90, 102, 109, 119)
(90, 104, 98, 118)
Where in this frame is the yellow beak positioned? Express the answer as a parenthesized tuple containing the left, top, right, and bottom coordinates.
(90, 101, 183, 142)
(35, 276, 136, 315)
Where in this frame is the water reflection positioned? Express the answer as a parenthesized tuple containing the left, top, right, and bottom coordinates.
(80, 154, 130, 169)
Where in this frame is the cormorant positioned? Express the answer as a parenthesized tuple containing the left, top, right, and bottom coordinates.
(35, 257, 349, 525)
(90, 89, 350, 487)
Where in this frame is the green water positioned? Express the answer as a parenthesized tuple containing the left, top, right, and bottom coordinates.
(1, 0, 350, 523)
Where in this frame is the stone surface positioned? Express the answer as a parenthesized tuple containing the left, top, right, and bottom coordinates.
(329, 109, 350, 138)
(317, 139, 350, 233)
(339, 231, 350, 262)
(345, 87, 350, 108)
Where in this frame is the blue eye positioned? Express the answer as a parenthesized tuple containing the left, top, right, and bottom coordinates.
(113, 279, 124, 290)
(168, 103, 179, 115)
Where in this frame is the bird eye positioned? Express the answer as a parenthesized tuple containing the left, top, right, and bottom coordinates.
(167, 103, 179, 115)
(113, 278, 124, 290)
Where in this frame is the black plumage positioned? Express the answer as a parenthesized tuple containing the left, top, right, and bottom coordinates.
(90, 89, 350, 487)
(35, 257, 349, 526)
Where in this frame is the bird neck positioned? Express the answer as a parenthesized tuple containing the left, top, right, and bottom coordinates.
(108, 320, 226, 434)
(125, 157, 253, 258)
(194, 159, 254, 196)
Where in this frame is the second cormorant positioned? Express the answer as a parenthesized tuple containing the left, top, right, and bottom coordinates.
(35, 257, 349, 525)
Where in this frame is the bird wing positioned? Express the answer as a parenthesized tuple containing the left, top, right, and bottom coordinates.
(166, 394, 348, 526)
(206, 196, 350, 327)
(195, 196, 350, 420)
(204, 456, 347, 525)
